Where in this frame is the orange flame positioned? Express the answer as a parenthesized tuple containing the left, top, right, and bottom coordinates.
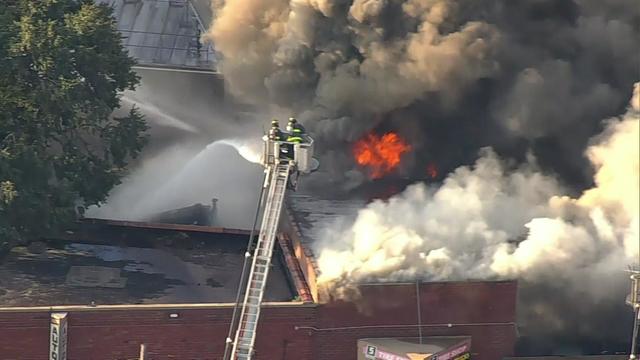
(353, 132, 411, 179)
(426, 163, 438, 179)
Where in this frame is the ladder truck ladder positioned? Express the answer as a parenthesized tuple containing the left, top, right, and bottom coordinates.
(230, 162, 291, 360)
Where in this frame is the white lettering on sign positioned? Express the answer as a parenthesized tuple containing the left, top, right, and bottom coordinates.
(366, 345, 377, 357)
(435, 343, 470, 360)
(50, 313, 68, 360)
(376, 350, 410, 360)
(362, 346, 410, 360)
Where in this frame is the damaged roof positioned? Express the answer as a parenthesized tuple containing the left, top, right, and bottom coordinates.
(0, 222, 294, 306)
(285, 193, 365, 264)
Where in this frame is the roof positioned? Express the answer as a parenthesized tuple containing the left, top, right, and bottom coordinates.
(0, 223, 293, 307)
(96, 0, 216, 69)
(150, 202, 216, 226)
(285, 193, 365, 269)
(82, 218, 250, 235)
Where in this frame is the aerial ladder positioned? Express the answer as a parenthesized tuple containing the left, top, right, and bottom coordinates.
(224, 126, 317, 360)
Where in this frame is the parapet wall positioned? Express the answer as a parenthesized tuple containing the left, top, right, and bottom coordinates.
(0, 303, 315, 360)
(0, 280, 517, 359)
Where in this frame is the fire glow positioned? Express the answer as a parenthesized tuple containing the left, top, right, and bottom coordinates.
(353, 132, 411, 179)
(426, 163, 438, 179)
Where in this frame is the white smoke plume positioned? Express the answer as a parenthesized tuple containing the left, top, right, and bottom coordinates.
(315, 83, 639, 340)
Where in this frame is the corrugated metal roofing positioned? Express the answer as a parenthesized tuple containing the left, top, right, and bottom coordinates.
(96, 0, 216, 69)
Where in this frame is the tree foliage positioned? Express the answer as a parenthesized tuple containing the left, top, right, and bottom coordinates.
(0, 0, 147, 244)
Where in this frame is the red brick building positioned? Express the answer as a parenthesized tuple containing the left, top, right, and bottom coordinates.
(0, 212, 518, 360)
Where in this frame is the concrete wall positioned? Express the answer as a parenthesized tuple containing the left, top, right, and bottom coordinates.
(0, 281, 517, 360)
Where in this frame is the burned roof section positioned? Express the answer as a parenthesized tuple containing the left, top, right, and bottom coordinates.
(0, 220, 295, 307)
(285, 193, 364, 260)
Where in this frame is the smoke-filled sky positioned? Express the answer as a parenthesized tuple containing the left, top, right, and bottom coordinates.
(315, 81, 638, 286)
(205, 0, 640, 190)
(90, 0, 638, 349)
(203, 0, 639, 349)
(313, 82, 639, 346)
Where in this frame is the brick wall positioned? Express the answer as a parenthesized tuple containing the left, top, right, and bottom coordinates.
(314, 281, 517, 360)
(0, 304, 315, 360)
(0, 281, 516, 360)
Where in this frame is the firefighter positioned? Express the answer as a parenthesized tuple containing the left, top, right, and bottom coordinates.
(284, 125, 304, 189)
(286, 117, 295, 132)
(270, 119, 283, 141)
(286, 118, 306, 142)
(286, 117, 306, 134)
(283, 127, 300, 190)
(270, 119, 290, 160)
(286, 127, 304, 144)
(268, 127, 279, 141)
(285, 117, 307, 163)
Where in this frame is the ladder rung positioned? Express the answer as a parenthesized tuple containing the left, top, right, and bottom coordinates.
(242, 309, 258, 316)
(242, 315, 257, 323)
(239, 325, 254, 332)
(241, 325, 256, 333)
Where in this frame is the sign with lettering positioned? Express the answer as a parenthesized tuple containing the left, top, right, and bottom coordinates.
(366, 345, 377, 357)
(432, 342, 470, 360)
(50, 313, 68, 360)
(361, 345, 410, 360)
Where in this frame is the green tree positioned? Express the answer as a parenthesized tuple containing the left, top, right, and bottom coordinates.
(0, 0, 147, 247)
